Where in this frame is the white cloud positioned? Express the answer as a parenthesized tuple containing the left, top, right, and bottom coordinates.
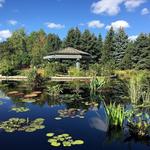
(0, 29, 12, 41)
(91, 0, 147, 15)
(106, 20, 130, 30)
(124, 0, 146, 11)
(0, 0, 5, 8)
(91, 0, 124, 16)
(8, 20, 18, 26)
(88, 20, 104, 28)
(128, 35, 138, 41)
(46, 22, 65, 29)
(141, 8, 149, 15)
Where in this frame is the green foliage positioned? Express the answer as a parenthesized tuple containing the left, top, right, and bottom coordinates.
(0, 59, 17, 76)
(126, 110, 150, 137)
(45, 33, 62, 53)
(128, 71, 149, 104)
(131, 33, 150, 70)
(44, 62, 66, 77)
(90, 77, 106, 95)
(113, 28, 129, 69)
(68, 67, 85, 76)
(0, 27, 150, 74)
(63, 27, 81, 50)
(47, 84, 63, 96)
(102, 27, 115, 64)
(104, 101, 124, 129)
(27, 67, 44, 89)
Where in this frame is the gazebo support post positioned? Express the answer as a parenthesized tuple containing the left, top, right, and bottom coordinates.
(76, 59, 80, 69)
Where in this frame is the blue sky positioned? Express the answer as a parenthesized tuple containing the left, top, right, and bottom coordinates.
(0, 0, 150, 41)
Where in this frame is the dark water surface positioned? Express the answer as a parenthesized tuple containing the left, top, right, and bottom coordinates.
(0, 81, 149, 150)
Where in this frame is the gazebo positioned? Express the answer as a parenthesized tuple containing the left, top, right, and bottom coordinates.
(43, 47, 92, 69)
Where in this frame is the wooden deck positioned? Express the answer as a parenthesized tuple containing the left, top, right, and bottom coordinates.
(0, 75, 28, 81)
(0, 75, 92, 82)
(49, 76, 92, 81)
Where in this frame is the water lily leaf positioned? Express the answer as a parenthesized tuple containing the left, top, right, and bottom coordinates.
(62, 141, 72, 147)
(48, 138, 57, 143)
(46, 133, 54, 137)
(72, 140, 84, 145)
(51, 142, 61, 147)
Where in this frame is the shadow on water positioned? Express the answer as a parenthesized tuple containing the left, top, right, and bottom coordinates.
(0, 81, 149, 150)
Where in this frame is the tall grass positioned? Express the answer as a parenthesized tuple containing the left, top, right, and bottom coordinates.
(128, 71, 150, 104)
(103, 101, 124, 129)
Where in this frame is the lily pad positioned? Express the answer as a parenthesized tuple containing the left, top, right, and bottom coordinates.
(46, 133, 55, 137)
(0, 118, 45, 133)
(11, 107, 30, 113)
(51, 142, 61, 147)
(72, 140, 84, 145)
(46, 132, 84, 147)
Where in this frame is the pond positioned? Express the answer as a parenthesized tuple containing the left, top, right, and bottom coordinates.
(0, 81, 149, 150)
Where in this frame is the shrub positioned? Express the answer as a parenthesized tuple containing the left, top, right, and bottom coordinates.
(0, 59, 18, 76)
(68, 67, 85, 77)
(44, 62, 67, 77)
(27, 67, 44, 89)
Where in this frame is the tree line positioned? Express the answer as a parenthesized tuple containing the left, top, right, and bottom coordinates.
(0, 27, 150, 75)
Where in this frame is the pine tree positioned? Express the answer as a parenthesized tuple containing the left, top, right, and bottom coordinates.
(135, 34, 150, 69)
(45, 33, 62, 54)
(121, 41, 134, 69)
(102, 27, 115, 64)
(96, 34, 103, 62)
(63, 27, 81, 49)
(114, 28, 129, 69)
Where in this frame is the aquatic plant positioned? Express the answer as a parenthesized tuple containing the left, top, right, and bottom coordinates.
(0, 118, 45, 133)
(90, 77, 106, 95)
(46, 132, 84, 147)
(126, 111, 150, 138)
(61, 94, 82, 103)
(21, 98, 36, 103)
(11, 106, 30, 113)
(104, 101, 124, 129)
(47, 84, 63, 97)
(55, 108, 86, 120)
(82, 101, 99, 110)
(128, 72, 150, 104)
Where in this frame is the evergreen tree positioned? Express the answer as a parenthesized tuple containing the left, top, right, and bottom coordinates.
(135, 34, 150, 69)
(102, 27, 115, 64)
(96, 34, 103, 62)
(63, 27, 81, 49)
(121, 41, 134, 69)
(45, 33, 62, 54)
(80, 30, 98, 58)
(114, 28, 129, 69)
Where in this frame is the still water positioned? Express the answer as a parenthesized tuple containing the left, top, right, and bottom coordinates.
(0, 81, 149, 150)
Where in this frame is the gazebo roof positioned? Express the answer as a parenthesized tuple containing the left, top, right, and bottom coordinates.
(43, 47, 91, 60)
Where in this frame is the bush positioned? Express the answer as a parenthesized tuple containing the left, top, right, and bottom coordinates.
(68, 67, 85, 76)
(87, 63, 102, 76)
(27, 67, 44, 89)
(44, 62, 67, 77)
(0, 59, 18, 76)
